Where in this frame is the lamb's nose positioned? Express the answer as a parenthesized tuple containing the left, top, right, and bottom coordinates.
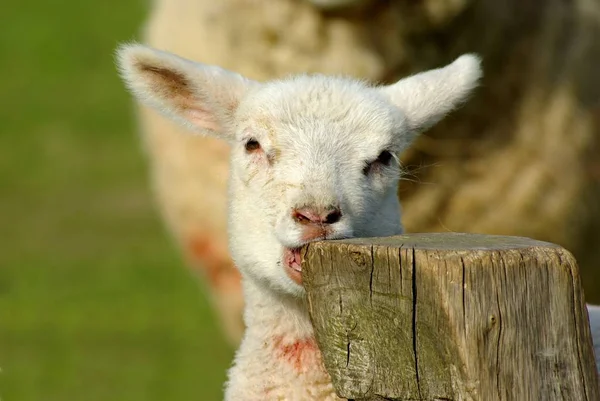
(292, 206, 342, 225)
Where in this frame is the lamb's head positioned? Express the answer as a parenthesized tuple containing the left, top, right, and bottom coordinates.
(116, 44, 482, 298)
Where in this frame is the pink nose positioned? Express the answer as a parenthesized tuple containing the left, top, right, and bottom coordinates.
(292, 206, 342, 225)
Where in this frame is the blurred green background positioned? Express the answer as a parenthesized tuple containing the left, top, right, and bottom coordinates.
(0, 1, 233, 400)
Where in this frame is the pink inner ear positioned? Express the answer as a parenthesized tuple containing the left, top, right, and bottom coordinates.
(186, 108, 221, 133)
(134, 60, 224, 133)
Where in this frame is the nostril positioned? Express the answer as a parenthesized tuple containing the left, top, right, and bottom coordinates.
(292, 210, 312, 225)
(324, 209, 342, 224)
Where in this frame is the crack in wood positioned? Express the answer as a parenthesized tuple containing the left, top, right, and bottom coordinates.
(370, 245, 375, 307)
(494, 260, 503, 401)
(460, 256, 466, 338)
(411, 247, 422, 399)
(346, 339, 351, 368)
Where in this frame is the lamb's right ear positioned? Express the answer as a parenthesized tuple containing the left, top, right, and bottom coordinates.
(116, 44, 257, 141)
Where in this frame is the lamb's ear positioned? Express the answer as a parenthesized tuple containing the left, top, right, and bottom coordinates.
(116, 43, 257, 141)
(380, 54, 482, 134)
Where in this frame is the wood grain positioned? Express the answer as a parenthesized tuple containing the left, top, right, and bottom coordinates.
(302, 233, 599, 401)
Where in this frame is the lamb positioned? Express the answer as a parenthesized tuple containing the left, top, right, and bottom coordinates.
(116, 43, 482, 399)
(137, 0, 469, 345)
(116, 44, 598, 399)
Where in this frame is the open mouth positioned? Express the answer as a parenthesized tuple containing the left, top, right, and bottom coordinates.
(281, 232, 352, 286)
(283, 247, 303, 285)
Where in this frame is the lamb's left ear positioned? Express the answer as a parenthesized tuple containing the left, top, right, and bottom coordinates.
(116, 43, 258, 141)
(380, 54, 482, 134)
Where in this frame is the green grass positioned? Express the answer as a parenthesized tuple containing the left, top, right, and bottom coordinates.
(0, 1, 233, 400)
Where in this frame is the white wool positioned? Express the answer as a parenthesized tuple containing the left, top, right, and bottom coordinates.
(116, 44, 483, 399)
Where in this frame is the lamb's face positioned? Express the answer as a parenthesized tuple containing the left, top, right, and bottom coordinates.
(116, 44, 482, 297)
(228, 78, 408, 294)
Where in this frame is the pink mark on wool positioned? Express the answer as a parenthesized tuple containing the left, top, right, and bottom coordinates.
(272, 336, 319, 372)
(187, 233, 241, 289)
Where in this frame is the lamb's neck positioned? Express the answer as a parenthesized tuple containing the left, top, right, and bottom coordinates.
(225, 278, 342, 401)
(243, 278, 314, 338)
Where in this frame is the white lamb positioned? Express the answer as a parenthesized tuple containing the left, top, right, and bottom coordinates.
(116, 44, 599, 400)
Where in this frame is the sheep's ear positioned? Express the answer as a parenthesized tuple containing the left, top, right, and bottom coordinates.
(380, 54, 482, 134)
(116, 43, 257, 141)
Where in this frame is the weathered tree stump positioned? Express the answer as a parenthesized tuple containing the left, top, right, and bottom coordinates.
(302, 233, 599, 400)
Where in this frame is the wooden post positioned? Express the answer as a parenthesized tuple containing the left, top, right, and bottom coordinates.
(302, 233, 599, 401)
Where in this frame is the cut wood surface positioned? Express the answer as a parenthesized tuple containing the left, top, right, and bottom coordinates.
(302, 233, 599, 401)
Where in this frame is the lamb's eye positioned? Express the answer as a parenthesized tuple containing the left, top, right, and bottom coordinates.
(363, 150, 394, 175)
(245, 138, 261, 152)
